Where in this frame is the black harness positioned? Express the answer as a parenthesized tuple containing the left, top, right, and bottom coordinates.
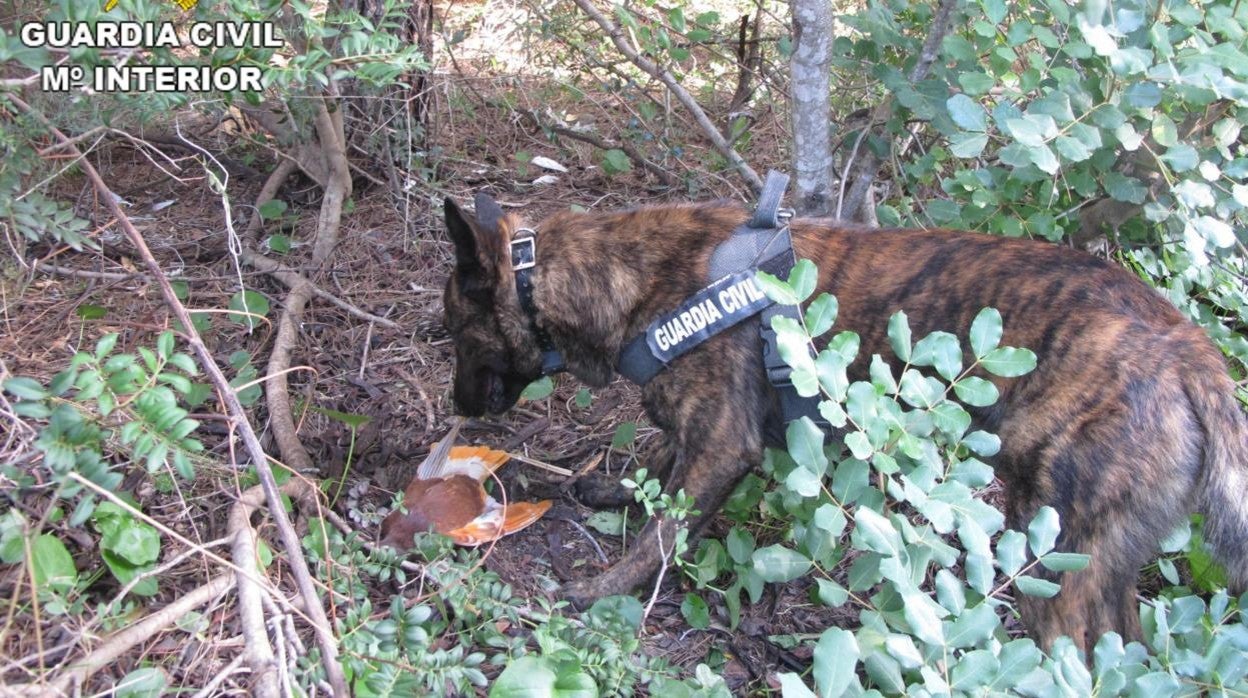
(510, 171, 824, 426)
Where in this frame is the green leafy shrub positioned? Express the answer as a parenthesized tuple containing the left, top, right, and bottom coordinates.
(835, 0, 1248, 387)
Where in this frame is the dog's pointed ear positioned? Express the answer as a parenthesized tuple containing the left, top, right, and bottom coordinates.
(444, 196, 507, 299)
(444, 197, 481, 273)
(474, 192, 505, 232)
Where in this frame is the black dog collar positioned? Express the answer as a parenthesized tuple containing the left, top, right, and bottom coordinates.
(510, 230, 566, 376)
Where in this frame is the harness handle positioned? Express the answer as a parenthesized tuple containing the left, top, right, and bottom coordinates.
(749, 170, 791, 229)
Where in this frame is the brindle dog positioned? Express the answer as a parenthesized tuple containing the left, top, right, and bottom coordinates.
(439, 192, 1248, 651)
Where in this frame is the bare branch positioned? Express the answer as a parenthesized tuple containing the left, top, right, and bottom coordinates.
(569, 0, 763, 193)
(839, 0, 959, 221)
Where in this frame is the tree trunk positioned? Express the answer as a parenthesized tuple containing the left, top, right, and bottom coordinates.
(790, 0, 834, 216)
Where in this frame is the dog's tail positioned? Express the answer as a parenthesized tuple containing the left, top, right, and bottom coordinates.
(1188, 363, 1248, 593)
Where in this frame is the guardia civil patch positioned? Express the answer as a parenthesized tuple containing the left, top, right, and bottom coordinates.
(645, 270, 773, 364)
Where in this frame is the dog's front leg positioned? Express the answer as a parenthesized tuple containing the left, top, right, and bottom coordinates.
(564, 334, 767, 608)
(562, 435, 759, 608)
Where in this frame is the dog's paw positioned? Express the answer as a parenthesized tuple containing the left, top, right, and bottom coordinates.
(574, 472, 633, 508)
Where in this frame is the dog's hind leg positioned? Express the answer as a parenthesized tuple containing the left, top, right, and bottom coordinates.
(1002, 375, 1200, 652)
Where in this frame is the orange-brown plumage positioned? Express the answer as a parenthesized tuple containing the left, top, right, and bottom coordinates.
(379, 424, 552, 548)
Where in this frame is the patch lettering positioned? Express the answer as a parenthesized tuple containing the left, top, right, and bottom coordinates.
(646, 270, 771, 363)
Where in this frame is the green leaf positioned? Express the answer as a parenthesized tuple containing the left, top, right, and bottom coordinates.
(258, 199, 288, 220)
(266, 234, 291, 254)
(948, 603, 1000, 648)
(995, 530, 1027, 576)
(1159, 144, 1198, 172)
(1128, 672, 1180, 698)
(489, 655, 598, 698)
(804, 293, 838, 337)
(961, 430, 1001, 457)
(953, 376, 999, 407)
(1015, 575, 1061, 598)
(1029, 144, 1060, 174)
(611, 421, 637, 450)
(751, 545, 811, 582)
(681, 593, 710, 629)
(1104, 172, 1147, 204)
(951, 649, 1000, 690)
(227, 290, 270, 330)
(950, 132, 989, 158)
(757, 271, 799, 306)
(101, 518, 160, 566)
(786, 465, 822, 498)
(899, 369, 944, 409)
(3, 377, 48, 400)
(31, 534, 78, 593)
(813, 628, 859, 698)
(981, 0, 1007, 24)
(726, 526, 755, 564)
(969, 308, 1002, 357)
(852, 508, 901, 557)
(911, 331, 962, 381)
(574, 388, 592, 409)
(76, 304, 108, 320)
(96, 332, 119, 359)
(1040, 551, 1090, 572)
(815, 578, 849, 607)
(114, 667, 168, 698)
(888, 311, 912, 362)
(959, 72, 996, 95)
(787, 417, 827, 476)
(902, 591, 947, 646)
(980, 346, 1036, 377)
(1027, 506, 1060, 556)
(521, 376, 554, 401)
(844, 431, 873, 460)
(1055, 135, 1092, 162)
(776, 673, 816, 698)
(667, 7, 686, 32)
(788, 259, 817, 302)
(1150, 114, 1178, 147)
(1006, 114, 1057, 147)
(772, 317, 817, 394)
(601, 149, 632, 175)
(13, 401, 52, 418)
(947, 94, 987, 131)
(588, 513, 625, 540)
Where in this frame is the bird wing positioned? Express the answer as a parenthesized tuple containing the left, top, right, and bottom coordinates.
(414, 419, 462, 480)
(415, 421, 511, 482)
(441, 446, 511, 481)
(444, 499, 553, 546)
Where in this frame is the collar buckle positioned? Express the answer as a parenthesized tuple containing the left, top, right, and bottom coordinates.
(510, 232, 536, 271)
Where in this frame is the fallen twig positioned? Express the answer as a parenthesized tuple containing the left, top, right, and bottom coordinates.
(239, 248, 399, 329)
(21, 574, 236, 697)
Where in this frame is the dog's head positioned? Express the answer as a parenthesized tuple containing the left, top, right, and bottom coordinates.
(442, 193, 543, 416)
